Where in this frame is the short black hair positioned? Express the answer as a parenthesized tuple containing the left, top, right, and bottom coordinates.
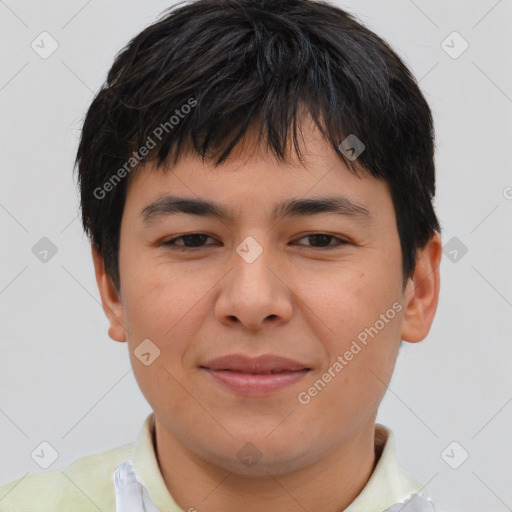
(75, 0, 440, 292)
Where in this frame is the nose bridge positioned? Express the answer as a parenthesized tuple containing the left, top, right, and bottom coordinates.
(232, 233, 279, 299)
(215, 233, 293, 328)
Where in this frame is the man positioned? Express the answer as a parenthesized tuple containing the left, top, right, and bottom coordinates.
(0, 1, 441, 510)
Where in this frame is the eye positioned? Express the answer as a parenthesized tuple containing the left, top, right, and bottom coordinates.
(294, 233, 348, 249)
(162, 233, 216, 249)
(161, 233, 349, 251)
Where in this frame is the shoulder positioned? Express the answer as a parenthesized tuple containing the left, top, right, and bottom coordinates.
(0, 442, 132, 512)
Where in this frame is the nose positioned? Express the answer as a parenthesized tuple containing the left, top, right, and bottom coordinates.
(214, 239, 293, 330)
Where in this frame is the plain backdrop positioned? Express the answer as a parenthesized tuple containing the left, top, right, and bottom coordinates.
(0, 1, 511, 511)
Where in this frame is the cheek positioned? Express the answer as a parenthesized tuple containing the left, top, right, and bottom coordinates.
(295, 269, 371, 344)
(296, 264, 402, 397)
(122, 262, 207, 414)
(121, 253, 208, 339)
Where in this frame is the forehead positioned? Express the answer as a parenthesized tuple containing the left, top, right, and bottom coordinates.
(122, 122, 393, 225)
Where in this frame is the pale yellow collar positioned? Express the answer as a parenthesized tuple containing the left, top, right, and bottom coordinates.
(123, 413, 433, 512)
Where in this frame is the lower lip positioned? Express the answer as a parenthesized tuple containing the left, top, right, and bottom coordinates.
(202, 368, 310, 396)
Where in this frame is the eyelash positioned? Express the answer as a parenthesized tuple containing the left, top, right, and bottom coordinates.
(162, 233, 349, 250)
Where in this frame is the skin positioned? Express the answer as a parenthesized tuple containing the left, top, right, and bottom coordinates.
(93, 119, 442, 512)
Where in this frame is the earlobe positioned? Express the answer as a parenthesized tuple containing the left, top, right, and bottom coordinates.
(91, 245, 127, 343)
(400, 231, 442, 343)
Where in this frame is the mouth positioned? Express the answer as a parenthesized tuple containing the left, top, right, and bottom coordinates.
(200, 368, 311, 396)
(199, 354, 312, 396)
(205, 369, 308, 374)
(201, 353, 311, 373)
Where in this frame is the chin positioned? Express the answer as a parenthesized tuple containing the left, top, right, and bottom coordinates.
(200, 436, 312, 477)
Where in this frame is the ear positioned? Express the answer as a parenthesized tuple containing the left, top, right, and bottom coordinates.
(401, 231, 442, 343)
(91, 245, 127, 342)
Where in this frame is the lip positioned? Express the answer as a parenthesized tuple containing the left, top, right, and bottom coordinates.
(200, 354, 311, 397)
(202, 368, 310, 396)
(201, 353, 311, 373)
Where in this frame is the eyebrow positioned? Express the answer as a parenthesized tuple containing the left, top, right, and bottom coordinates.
(140, 195, 373, 224)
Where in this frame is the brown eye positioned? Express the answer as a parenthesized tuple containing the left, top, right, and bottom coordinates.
(295, 234, 348, 249)
(163, 233, 214, 248)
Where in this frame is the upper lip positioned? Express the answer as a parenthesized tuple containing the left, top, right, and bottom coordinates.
(200, 354, 311, 373)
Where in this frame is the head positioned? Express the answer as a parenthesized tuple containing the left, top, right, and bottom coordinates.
(77, 0, 441, 475)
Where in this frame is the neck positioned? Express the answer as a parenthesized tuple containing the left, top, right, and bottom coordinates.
(154, 419, 379, 512)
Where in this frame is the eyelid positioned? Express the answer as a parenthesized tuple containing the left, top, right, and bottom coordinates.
(162, 233, 216, 247)
(162, 232, 350, 249)
(294, 233, 349, 248)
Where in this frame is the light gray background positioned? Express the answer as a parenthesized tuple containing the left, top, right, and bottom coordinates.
(0, 1, 511, 511)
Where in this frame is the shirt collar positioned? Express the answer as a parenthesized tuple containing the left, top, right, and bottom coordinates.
(344, 424, 429, 511)
(128, 413, 430, 512)
(129, 412, 182, 511)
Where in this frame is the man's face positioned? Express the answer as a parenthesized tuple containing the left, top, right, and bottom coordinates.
(112, 124, 412, 475)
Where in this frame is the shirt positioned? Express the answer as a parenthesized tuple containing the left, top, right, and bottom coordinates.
(0, 413, 434, 512)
